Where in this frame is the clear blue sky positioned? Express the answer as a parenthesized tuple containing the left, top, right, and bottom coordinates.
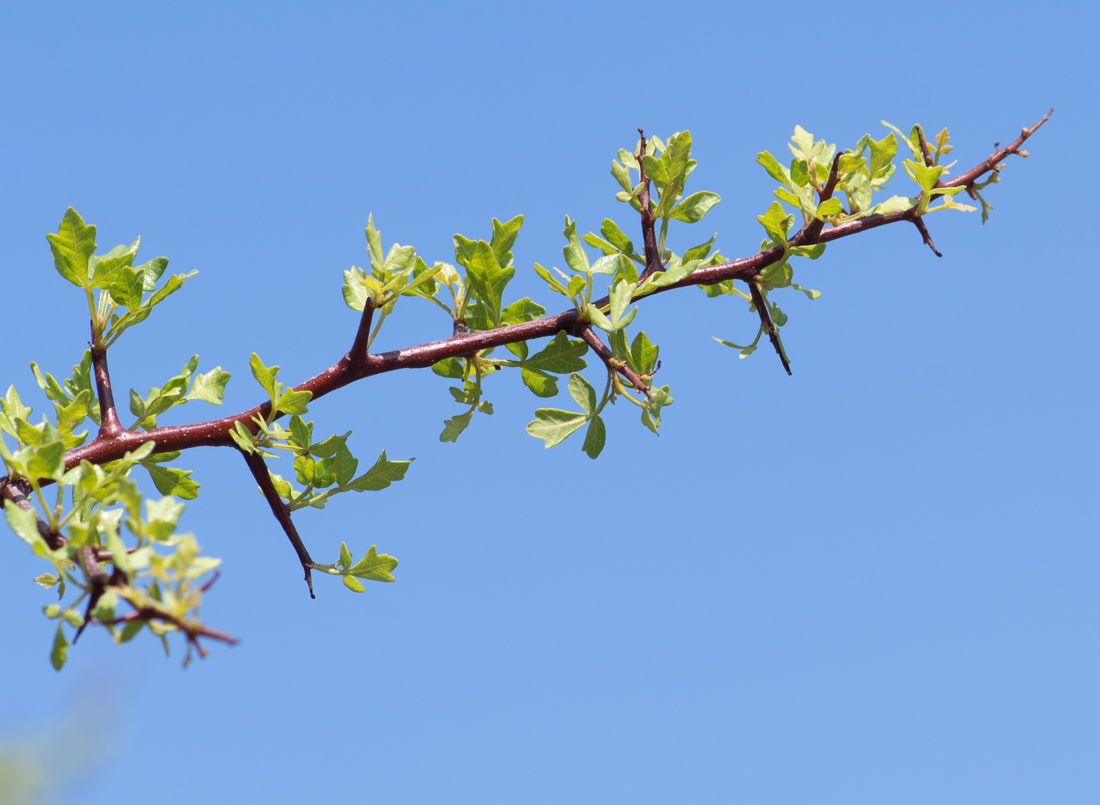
(1, 2, 1095, 803)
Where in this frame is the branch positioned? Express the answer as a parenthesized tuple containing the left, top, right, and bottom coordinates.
(942, 108, 1052, 189)
(347, 298, 375, 367)
(635, 130, 664, 284)
(748, 281, 791, 376)
(239, 448, 317, 598)
(49, 112, 1051, 472)
(575, 324, 652, 400)
(795, 152, 842, 246)
(912, 217, 942, 257)
(90, 338, 124, 439)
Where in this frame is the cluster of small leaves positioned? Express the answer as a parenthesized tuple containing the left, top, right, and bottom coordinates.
(47, 208, 197, 348)
(712, 122, 978, 361)
(2, 435, 220, 669)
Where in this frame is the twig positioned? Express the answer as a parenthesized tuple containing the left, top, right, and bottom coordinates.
(912, 218, 942, 257)
(915, 125, 936, 169)
(944, 108, 1052, 190)
(347, 298, 375, 366)
(635, 130, 664, 284)
(90, 334, 124, 439)
(795, 152, 843, 246)
(748, 281, 791, 376)
(239, 448, 317, 598)
(575, 324, 652, 400)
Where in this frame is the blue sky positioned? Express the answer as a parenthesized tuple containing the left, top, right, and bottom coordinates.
(0, 1, 1095, 803)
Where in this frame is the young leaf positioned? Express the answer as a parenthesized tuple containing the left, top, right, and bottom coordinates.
(526, 409, 588, 448)
(669, 191, 721, 223)
(465, 241, 514, 327)
(568, 373, 597, 413)
(348, 545, 398, 582)
(582, 415, 606, 459)
(523, 332, 588, 374)
(47, 208, 96, 288)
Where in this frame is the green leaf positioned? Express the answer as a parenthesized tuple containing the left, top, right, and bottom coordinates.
(27, 441, 65, 482)
(600, 219, 635, 255)
(589, 254, 622, 276)
(135, 256, 169, 291)
(249, 353, 282, 402)
(506, 341, 528, 361)
(6, 504, 46, 549)
(365, 214, 385, 273)
(868, 133, 898, 185)
(520, 368, 558, 397)
(526, 409, 588, 448)
(342, 268, 368, 312)
(816, 198, 843, 218)
(568, 373, 597, 413)
(91, 238, 141, 288)
(186, 367, 231, 405)
(51, 624, 69, 670)
(683, 234, 716, 264)
(582, 415, 606, 459)
(669, 191, 721, 223)
(533, 262, 571, 297)
(432, 358, 466, 379)
(275, 388, 311, 416)
(500, 298, 546, 326)
(491, 215, 524, 267)
(46, 208, 96, 288)
(630, 331, 659, 375)
(342, 451, 412, 493)
(343, 575, 366, 593)
(109, 266, 146, 310)
(524, 332, 588, 374)
(792, 283, 822, 300)
(871, 196, 915, 216)
(346, 544, 398, 582)
(756, 151, 792, 188)
(789, 244, 826, 260)
(440, 410, 474, 442)
(465, 241, 514, 327)
(562, 216, 591, 274)
(757, 202, 791, 246)
(453, 233, 478, 270)
(141, 461, 200, 500)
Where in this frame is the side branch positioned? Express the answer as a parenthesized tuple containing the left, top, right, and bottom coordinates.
(748, 281, 791, 376)
(239, 448, 317, 598)
(575, 324, 652, 400)
(943, 108, 1052, 189)
(90, 338, 124, 438)
(635, 130, 663, 283)
(348, 298, 376, 366)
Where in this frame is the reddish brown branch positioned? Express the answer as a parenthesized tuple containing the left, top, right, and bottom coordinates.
(347, 298, 375, 367)
(796, 152, 843, 246)
(0, 476, 64, 550)
(240, 448, 316, 598)
(748, 281, 791, 376)
(943, 108, 1051, 190)
(90, 338, 124, 439)
(912, 218, 942, 257)
(37, 111, 1049, 474)
(575, 324, 652, 400)
(635, 130, 664, 284)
